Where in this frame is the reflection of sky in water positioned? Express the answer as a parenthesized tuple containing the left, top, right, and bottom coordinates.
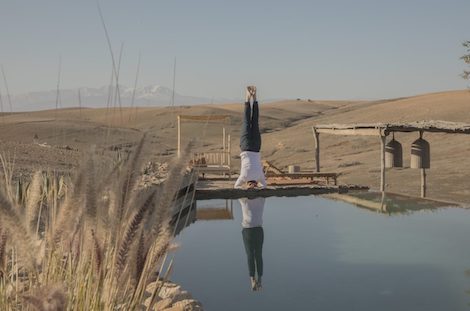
(171, 196, 470, 311)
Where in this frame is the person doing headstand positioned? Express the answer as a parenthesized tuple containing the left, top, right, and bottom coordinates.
(234, 86, 267, 189)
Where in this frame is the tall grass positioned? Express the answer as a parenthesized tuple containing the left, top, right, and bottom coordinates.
(0, 138, 192, 310)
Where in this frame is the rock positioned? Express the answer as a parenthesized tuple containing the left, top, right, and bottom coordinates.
(171, 290, 193, 302)
(154, 297, 173, 310)
(143, 281, 203, 311)
(165, 299, 203, 311)
(145, 281, 158, 294)
(140, 161, 170, 187)
(159, 284, 182, 299)
(162, 306, 185, 311)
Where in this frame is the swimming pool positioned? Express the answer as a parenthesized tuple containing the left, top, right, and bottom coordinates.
(170, 195, 470, 310)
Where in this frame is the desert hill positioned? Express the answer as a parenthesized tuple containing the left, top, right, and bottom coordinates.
(0, 89, 469, 203)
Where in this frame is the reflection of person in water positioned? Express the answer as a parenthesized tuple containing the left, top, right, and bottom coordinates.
(239, 197, 265, 291)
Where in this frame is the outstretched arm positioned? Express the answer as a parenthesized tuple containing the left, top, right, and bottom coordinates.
(258, 174, 267, 189)
(234, 174, 245, 189)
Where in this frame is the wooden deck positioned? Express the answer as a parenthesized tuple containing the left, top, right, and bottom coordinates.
(195, 179, 368, 200)
(265, 172, 338, 185)
(194, 165, 232, 178)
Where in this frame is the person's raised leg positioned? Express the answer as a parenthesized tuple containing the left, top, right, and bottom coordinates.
(240, 87, 253, 152)
(250, 87, 261, 152)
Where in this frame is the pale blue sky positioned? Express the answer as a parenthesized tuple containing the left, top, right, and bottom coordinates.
(0, 0, 469, 100)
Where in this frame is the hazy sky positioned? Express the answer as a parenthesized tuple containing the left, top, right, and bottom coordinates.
(1, 0, 469, 100)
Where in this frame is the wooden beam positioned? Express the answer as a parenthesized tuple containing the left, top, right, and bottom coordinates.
(386, 126, 470, 134)
(315, 128, 383, 136)
(314, 121, 470, 135)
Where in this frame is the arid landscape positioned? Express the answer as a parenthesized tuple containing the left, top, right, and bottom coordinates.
(1, 89, 469, 203)
(2, 1, 470, 309)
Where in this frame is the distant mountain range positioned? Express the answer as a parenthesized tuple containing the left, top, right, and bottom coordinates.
(5, 85, 233, 112)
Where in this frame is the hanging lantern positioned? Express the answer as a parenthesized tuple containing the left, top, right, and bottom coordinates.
(410, 133, 430, 169)
(385, 134, 403, 168)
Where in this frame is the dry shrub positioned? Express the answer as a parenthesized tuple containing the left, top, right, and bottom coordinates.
(0, 138, 193, 310)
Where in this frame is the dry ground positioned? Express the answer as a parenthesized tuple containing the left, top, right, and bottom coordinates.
(0, 89, 469, 203)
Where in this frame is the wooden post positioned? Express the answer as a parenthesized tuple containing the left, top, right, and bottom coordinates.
(222, 127, 226, 165)
(421, 168, 427, 198)
(312, 127, 320, 172)
(177, 115, 181, 158)
(227, 134, 231, 167)
(380, 134, 386, 192)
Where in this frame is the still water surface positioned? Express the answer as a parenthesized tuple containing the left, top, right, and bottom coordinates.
(171, 195, 470, 310)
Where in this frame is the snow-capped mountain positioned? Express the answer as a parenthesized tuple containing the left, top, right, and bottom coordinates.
(7, 85, 226, 111)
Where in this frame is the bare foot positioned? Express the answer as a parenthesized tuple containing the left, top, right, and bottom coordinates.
(256, 277, 262, 291)
(250, 277, 257, 291)
(245, 87, 253, 103)
(249, 86, 257, 102)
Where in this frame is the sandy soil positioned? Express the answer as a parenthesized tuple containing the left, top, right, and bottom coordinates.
(0, 89, 469, 203)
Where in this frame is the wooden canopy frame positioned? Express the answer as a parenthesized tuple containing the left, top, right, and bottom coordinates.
(312, 120, 470, 198)
(177, 114, 231, 157)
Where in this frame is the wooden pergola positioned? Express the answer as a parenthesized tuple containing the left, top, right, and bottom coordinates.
(177, 114, 231, 158)
(312, 120, 470, 197)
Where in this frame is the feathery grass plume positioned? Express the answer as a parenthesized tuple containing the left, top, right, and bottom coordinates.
(52, 154, 98, 246)
(52, 168, 85, 243)
(117, 133, 147, 221)
(115, 188, 156, 277)
(105, 184, 119, 233)
(140, 226, 172, 309)
(134, 229, 147, 282)
(57, 175, 67, 198)
(0, 187, 39, 272)
(0, 137, 194, 309)
(90, 229, 102, 273)
(147, 225, 171, 271)
(25, 171, 44, 236)
(83, 154, 98, 222)
(65, 211, 84, 258)
(0, 152, 17, 203)
(149, 146, 191, 238)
